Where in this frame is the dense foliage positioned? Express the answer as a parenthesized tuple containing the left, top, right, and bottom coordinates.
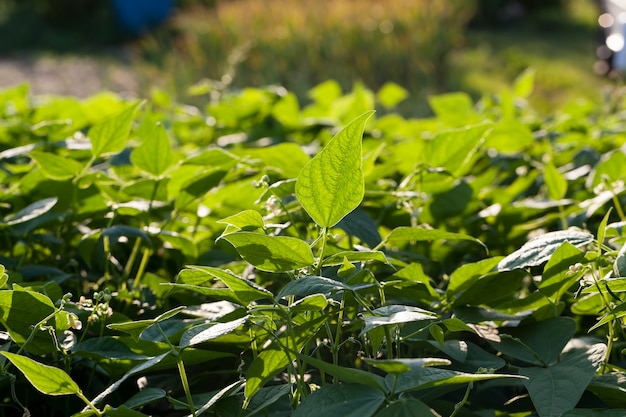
(0, 74, 626, 416)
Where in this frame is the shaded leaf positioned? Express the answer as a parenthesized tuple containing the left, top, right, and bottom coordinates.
(292, 384, 385, 417)
(498, 230, 594, 272)
(520, 343, 606, 417)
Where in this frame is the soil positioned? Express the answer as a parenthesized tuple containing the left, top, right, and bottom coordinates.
(0, 53, 139, 97)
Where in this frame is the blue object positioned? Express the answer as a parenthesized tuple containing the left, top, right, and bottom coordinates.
(110, 0, 174, 36)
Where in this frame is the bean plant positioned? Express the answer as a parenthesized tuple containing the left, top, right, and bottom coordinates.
(0, 73, 625, 416)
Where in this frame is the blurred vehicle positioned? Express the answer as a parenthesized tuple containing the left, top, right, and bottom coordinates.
(596, 0, 626, 74)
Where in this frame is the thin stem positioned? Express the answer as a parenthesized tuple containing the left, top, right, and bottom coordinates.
(314, 228, 328, 275)
(76, 391, 102, 416)
(123, 238, 142, 279)
(449, 383, 473, 417)
(177, 358, 196, 417)
(132, 248, 152, 290)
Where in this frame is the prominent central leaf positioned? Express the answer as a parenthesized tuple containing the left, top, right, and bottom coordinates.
(296, 111, 374, 228)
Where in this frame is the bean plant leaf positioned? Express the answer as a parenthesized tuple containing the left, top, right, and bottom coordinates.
(360, 305, 437, 337)
(374, 398, 440, 417)
(217, 210, 265, 231)
(363, 358, 451, 375)
(296, 352, 387, 391)
(131, 123, 174, 177)
(292, 384, 385, 417)
(498, 230, 594, 272)
(89, 352, 170, 407)
(219, 232, 314, 272)
(384, 227, 487, 251)
(614, 244, 626, 277)
(296, 111, 374, 228)
(30, 151, 84, 181)
(180, 316, 248, 348)
(0, 352, 81, 396)
(562, 411, 626, 417)
(277, 275, 352, 299)
(89, 101, 141, 157)
(245, 314, 327, 399)
(0, 288, 58, 355)
(391, 365, 524, 394)
(322, 250, 388, 266)
(492, 317, 576, 366)
(183, 265, 272, 305)
(544, 162, 567, 201)
(5, 197, 58, 226)
(520, 343, 606, 417)
(539, 242, 585, 303)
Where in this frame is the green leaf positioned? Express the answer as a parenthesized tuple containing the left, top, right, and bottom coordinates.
(377, 82, 408, 109)
(562, 411, 626, 417)
(0, 351, 80, 396)
(107, 306, 186, 342)
(583, 278, 626, 294)
(30, 151, 84, 181)
(184, 266, 272, 306)
(245, 314, 327, 399)
(180, 316, 248, 348)
(539, 242, 585, 302)
(5, 197, 58, 226)
(513, 67, 536, 98)
(422, 124, 489, 177)
(587, 372, 626, 408)
(292, 384, 385, 417)
(374, 398, 440, 417)
(491, 317, 576, 366)
(89, 352, 170, 407)
(544, 162, 567, 201)
(614, 244, 626, 277)
(589, 299, 626, 331)
(360, 305, 437, 337)
(384, 227, 487, 251)
(498, 230, 594, 272)
(391, 365, 523, 394)
(483, 119, 534, 154)
(289, 294, 327, 312)
(0, 288, 58, 354)
(217, 210, 265, 231)
(428, 92, 478, 126)
(296, 111, 374, 228)
(89, 101, 141, 157)
(322, 250, 388, 266)
(363, 358, 450, 375)
(446, 257, 502, 299)
(219, 232, 314, 272)
(520, 343, 606, 417)
(194, 380, 245, 416)
(297, 352, 387, 391)
(277, 275, 352, 299)
(130, 123, 174, 177)
(122, 388, 167, 409)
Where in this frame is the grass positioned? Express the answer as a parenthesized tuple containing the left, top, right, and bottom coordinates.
(0, 0, 619, 116)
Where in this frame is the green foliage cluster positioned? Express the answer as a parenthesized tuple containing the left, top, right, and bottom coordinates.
(0, 73, 626, 416)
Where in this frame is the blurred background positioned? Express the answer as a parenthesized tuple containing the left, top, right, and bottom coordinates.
(0, 0, 617, 115)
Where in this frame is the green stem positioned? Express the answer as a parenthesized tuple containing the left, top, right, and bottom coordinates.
(314, 228, 328, 275)
(123, 238, 142, 279)
(132, 248, 152, 290)
(449, 383, 473, 417)
(76, 391, 103, 416)
(177, 357, 196, 417)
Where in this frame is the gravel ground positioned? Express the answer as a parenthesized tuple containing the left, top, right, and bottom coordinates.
(0, 54, 139, 97)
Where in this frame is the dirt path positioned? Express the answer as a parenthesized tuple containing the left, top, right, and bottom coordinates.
(0, 54, 139, 97)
